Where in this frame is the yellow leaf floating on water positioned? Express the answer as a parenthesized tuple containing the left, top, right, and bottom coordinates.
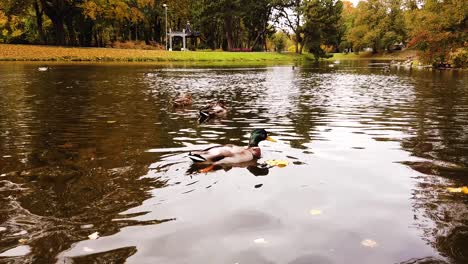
(18, 239, 28, 244)
(265, 160, 288, 167)
(447, 186, 468, 194)
(361, 239, 378, 248)
(107, 121, 117, 124)
(309, 209, 322, 215)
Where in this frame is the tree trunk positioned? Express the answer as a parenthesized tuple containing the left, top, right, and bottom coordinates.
(52, 17, 66, 45)
(299, 38, 305, 54)
(65, 16, 76, 46)
(224, 15, 234, 51)
(33, 0, 45, 44)
(39, 0, 66, 46)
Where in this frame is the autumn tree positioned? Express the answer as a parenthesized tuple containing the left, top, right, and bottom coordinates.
(405, 0, 468, 66)
(346, 0, 406, 53)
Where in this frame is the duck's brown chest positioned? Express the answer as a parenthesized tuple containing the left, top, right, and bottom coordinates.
(250, 147, 261, 158)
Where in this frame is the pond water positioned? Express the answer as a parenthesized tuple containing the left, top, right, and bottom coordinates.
(0, 62, 467, 264)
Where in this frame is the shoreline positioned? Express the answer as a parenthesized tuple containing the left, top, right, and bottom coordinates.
(0, 44, 422, 64)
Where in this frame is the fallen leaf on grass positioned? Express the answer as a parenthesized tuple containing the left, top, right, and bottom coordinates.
(361, 239, 378, 248)
(447, 186, 468, 194)
(265, 160, 288, 167)
(309, 209, 322, 215)
(88, 232, 99, 240)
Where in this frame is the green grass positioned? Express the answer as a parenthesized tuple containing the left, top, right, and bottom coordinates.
(324, 50, 419, 61)
(0, 44, 309, 63)
(0, 44, 417, 64)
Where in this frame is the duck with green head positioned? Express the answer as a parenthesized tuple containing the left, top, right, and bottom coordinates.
(189, 128, 276, 172)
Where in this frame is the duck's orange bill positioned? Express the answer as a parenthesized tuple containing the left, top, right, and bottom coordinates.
(266, 136, 277, 142)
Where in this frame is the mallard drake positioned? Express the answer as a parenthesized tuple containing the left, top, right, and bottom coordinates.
(198, 101, 227, 122)
(189, 128, 276, 172)
(172, 93, 192, 107)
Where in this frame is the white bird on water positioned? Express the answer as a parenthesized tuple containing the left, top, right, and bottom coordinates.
(37, 67, 49, 72)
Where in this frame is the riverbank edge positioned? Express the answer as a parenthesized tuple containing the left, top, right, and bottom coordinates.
(0, 44, 420, 63)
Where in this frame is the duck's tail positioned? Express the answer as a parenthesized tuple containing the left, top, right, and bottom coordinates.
(198, 110, 210, 123)
(199, 110, 210, 118)
(188, 152, 206, 162)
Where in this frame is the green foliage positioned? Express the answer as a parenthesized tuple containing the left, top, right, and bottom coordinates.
(0, 0, 465, 67)
(345, 0, 406, 53)
(272, 31, 287, 52)
(0, 0, 32, 43)
(303, 0, 343, 60)
(406, 0, 467, 64)
(274, 0, 304, 54)
(448, 47, 468, 68)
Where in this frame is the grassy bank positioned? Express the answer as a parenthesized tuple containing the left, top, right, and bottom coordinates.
(0, 44, 417, 63)
(0, 44, 308, 63)
(324, 50, 419, 61)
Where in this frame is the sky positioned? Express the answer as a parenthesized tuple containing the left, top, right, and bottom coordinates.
(347, 0, 361, 7)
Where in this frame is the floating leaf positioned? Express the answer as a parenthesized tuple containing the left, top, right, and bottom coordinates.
(309, 209, 322, 215)
(253, 238, 268, 244)
(447, 186, 468, 194)
(265, 160, 288, 167)
(107, 121, 117, 124)
(88, 232, 99, 240)
(59, 142, 74, 148)
(2, 155, 12, 158)
(18, 238, 28, 244)
(361, 239, 378, 248)
(0, 227, 6, 232)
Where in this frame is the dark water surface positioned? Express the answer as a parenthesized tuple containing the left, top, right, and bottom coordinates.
(0, 62, 467, 264)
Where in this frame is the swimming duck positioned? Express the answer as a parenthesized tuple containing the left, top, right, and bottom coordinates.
(172, 93, 192, 107)
(189, 128, 276, 172)
(198, 101, 227, 122)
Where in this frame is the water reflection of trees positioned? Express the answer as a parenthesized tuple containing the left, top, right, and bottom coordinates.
(0, 65, 172, 263)
(398, 71, 468, 264)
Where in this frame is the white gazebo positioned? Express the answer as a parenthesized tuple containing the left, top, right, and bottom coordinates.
(168, 28, 188, 51)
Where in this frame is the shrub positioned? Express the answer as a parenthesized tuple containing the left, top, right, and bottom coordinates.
(109, 40, 164, 50)
(448, 48, 468, 68)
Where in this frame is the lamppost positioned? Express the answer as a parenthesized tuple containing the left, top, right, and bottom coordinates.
(163, 4, 168, 50)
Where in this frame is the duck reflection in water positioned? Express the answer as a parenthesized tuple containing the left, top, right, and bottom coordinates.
(187, 160, 270, 176)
